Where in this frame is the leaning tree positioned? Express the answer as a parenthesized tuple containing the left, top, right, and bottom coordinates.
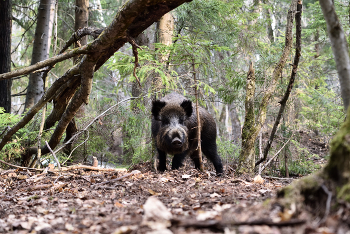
(0, 0, 192, 166)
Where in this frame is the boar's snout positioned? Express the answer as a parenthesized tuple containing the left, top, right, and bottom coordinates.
(171, 137, 182, 148)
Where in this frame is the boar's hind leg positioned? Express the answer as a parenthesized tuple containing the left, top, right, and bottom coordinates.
(157, 149, 167, 172)
(171, 152, 187, 170)
(201, 137, 224, 175)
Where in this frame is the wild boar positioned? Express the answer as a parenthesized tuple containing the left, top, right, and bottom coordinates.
(151, 92, 223, 175)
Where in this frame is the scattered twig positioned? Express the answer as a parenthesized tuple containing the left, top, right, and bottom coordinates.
(262, 176, 294, 181)
(230, 179, 251, 185)
(59, 165, 126, 172)
(192, 58, 204, 172)
(259, 136, 292, 174)
(173, 219, 223, 231)
(61, 130, 89, 165)
(27, 184, 52, 191)
(228, 219, 306, 227)
(91, 170, 140, 188)
(319, 184, 332, 224)
(0, 159, 45, 172)
(45, 141, 61, 172)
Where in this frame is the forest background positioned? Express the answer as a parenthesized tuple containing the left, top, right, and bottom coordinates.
(0, 0, 345, 177)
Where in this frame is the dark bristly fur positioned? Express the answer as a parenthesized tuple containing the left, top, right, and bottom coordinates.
(151, 92, 223, 175)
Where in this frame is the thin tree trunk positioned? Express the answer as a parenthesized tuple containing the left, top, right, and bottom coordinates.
(237, 0, 297, 175)
(255, 1, 302, 167)
(320, 0, 350, 112)
(63, 0, 90, 156)
(24, 0, 55, 110)
(0, 0, 12, 113)
(193, 59, 204, 172)
(262, 0, 274, 43)
(75, 0, 89, 48)
(320, 0, 350, 184)
(238, 62, 257, 174)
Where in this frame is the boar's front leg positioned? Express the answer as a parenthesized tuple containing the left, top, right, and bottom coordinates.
(157, 149, 167, 172)
(189, 150, 201, 169)
(172, 152, 187, 170)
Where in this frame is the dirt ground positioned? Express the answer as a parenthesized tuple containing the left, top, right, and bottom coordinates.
(1, 157, 348, 234)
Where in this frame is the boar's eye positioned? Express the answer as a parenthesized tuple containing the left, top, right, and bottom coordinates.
(179, 117, 184, 124)
(161, 118, 170, 125)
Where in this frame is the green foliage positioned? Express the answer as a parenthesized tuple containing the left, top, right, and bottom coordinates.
(298, 86, 344, 135)
(279, 139, 321, 176)
(0, 108, 29, 161)
(217, 137, 240, 164)
(119, 104, 153, 165)
(280, 159, 321, 176)
(107, 33, 230, 97)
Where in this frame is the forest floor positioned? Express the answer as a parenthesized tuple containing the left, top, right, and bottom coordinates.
(0, 132, 347, 234)
(1, 163, 348, 234)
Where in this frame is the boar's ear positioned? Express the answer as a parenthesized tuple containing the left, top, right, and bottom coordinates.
(152, 100, 166, 120)
(180, 100, 193, 118)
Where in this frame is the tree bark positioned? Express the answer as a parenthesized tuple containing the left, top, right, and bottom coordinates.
(319, 0, 350, 112)
(153, 12, 174, 95)
(238, 62, 257, 174)
(0, 0, 12, 113)
(75, 0, 89, 47)
(24, 0, 55, 110)
(319, 0, 350, 185)
(262, 0, 274, 43)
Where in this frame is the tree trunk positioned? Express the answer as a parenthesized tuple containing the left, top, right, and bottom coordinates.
(75, 0, 89, 48)
(262, 0, 274, 43)
(153, 12, 174, 95)
(24, 0, 55, 110)
(0, 0, 12, 113)
(319, 0, 350, 112)
(63, 0, 90, 156)
(158, 12, 174, 47)
(238, 62, 257, 174)
(236, 0, 297, 175)
(319, 0, 350, 185)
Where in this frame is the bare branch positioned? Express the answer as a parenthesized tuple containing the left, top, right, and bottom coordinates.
(60, 27, 105, 54)
(0, 45, 88, 80)
(0, 66, 79, 151)
(128, 36, 142, 87)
